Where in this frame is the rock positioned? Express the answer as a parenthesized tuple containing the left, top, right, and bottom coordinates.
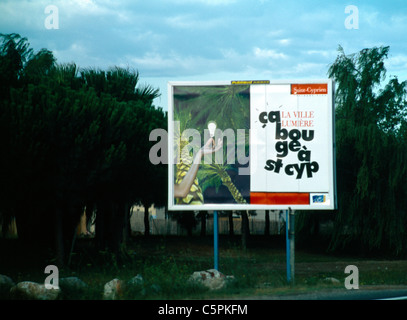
(0, 275, 15, 297)
(59, 277, 88, 294)
(125, 274, 145, 296)
(103, 278, 124, 300)
(189, 269, 232, 291)
(10, 281, 60, 300)
(324, 277, 341, 284)
(126, 274, 144, 287)
(0, 275, 15, 285)
(0, 275, 15, 287)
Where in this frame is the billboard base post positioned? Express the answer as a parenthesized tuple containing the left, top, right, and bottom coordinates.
(286, 208, 295, 285)
(214, 210, 219, 271)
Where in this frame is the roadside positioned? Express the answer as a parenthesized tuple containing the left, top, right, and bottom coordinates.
(235, 285, 407, 300)
(1, 235, 407, 301)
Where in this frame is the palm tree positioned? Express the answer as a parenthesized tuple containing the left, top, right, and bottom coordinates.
(190, 85, 250, 130)
(80, 66, 160, 104)
(198, 163, 247, 204)
(173, 84, 250, 205)
(175, 136, 204, 205)
(173, 110, 205, 205)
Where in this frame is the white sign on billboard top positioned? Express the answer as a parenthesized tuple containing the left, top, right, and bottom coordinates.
(168, 80, 336, 211)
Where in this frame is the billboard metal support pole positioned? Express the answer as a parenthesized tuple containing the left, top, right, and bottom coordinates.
(214, 210, 219, 271)
(286, 208, 295, 285)
(285, 210, 290, 283)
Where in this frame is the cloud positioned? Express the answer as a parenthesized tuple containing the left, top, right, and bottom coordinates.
(1, 0, 407, 111)
(165, 14, 226, 30)
(278, 39, 291, 46)
(305, 50, 335, 59)
(0, 0, 44, 29)
(125, 51, 221, 77)
(253, 47, 288, 60)
(385, 57, 407, 81)
(386, 54, 407, 75)
(389, 13, 407, 28)
(52, 42, 87, 63)
(267, 30, 285, 38)
(125, 45, 291, 79)
(362, 9, 380, 28)
(128, 52, 178, 71)
(63, 0, 111, 16)
(171, 0, 236, 5)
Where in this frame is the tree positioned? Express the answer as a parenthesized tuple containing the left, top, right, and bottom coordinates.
(177, 211, 197, 236)
(136, 102, 167, 237)
(327, 45, 407, 256)
(0, 34, 62, 246)
(0, 33, 166, 265)
(79, 67, 164, 248)
(264, 210, 270, 236)
(197, 211, 208, 236)
(228, 211, 234, 236)
(240, 211, 250, 250)
(0, 33, 33, 97)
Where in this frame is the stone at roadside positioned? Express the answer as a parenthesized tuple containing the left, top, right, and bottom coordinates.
(0, 275, 15, 297)
(10, 281, 60, 300)
(59, 277, 88, 295)
(189, 269, 234, 291)
(125, 274, 146, 296)
(103, 278, 124, 300)
(324, 277, 341, 284)
(126, 274, 144, 287)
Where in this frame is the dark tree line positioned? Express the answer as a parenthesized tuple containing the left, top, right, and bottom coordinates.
(0, 34, 167, 265)
(2, 33, 407, 262)
(297, 46, 407, 257)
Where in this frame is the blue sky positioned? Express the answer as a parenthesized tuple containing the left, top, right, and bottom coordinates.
(1, 0, 406, 110)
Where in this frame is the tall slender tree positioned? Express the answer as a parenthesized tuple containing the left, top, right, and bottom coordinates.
(326, 45, 407, 255)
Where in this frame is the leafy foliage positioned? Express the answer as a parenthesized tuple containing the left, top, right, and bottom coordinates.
(326, 45, 407, 255)
(0, 34, 166, 262)
(173, 85, 250, 204)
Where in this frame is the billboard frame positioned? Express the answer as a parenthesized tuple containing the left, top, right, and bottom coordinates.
(168, 79, 337, 211)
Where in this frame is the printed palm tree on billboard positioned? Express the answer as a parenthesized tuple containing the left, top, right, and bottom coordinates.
(173, 84, 250, 205)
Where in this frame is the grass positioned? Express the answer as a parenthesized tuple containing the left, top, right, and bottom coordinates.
(1, 235, 407, 299)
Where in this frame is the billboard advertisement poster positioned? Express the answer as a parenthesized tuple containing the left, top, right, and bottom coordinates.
(168, 80, 336, 211)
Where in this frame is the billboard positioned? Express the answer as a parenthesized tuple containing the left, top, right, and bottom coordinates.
(168, 80, 336, 211)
